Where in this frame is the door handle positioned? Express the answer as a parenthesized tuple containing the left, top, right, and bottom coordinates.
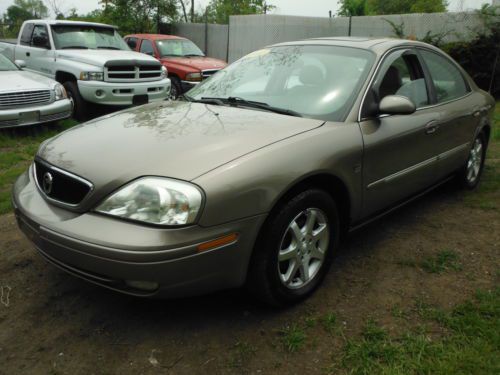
(425, 121, 439, 135)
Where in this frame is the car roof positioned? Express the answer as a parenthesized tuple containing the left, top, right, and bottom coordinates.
(26, 19, 118, 29)
(125, 34, 186, 41)
(272, 37, 438, 55)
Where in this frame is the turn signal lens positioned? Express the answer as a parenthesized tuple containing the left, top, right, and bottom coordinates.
(197, 233, 238, 252)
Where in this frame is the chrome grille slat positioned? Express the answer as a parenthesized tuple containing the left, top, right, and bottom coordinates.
(105, 64, 162, 83)
(0, 90, 51, 107)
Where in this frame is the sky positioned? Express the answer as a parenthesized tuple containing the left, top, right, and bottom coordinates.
(0, 0, 494, 19)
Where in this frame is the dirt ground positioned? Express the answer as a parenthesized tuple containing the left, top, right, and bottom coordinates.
(0, 178, 498, 374)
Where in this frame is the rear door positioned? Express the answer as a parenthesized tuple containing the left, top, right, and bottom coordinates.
(417, 48, 478, 179)
(359, 48, 442, 217)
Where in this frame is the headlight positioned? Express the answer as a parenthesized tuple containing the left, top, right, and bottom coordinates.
(53, 83, 67, 100)
(80, 71, 104, 81)
(185, 72, 202, 82)
(160, 66, 168, 79)
(95, 177, 203, 226)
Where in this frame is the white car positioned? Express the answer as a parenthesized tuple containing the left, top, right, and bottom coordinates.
(0, 20, 171, 120)
(0, 55, 72, 128)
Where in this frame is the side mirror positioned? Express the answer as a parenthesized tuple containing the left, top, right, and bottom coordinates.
(32, 35, 50, 49)
(379, 95, 416, 116)
(15, 59, 26, 69)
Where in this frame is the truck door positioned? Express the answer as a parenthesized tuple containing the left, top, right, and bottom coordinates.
(25, 24, 55, 78)
(13, 23, 34, 65)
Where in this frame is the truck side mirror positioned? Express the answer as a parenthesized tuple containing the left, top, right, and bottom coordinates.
(32, 35, 50, 49)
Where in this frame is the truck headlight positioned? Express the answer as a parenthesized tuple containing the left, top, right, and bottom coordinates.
(53, 83, 68, 100)
(160, 66, 168, 79)
(80, 72, 104, 81)
(96, 177, 203, 226)
(185, 72, 202, 82)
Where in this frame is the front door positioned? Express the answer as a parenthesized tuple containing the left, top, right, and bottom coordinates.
(359, 48, 441, 217)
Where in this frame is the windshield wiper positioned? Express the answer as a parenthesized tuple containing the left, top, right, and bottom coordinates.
(184, 54, 204, 57)
(201, 96, 302, 117)
(97, 46, 121, 50)
(61, 46, 88, 49)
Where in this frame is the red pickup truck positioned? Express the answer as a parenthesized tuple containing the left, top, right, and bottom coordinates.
(124, 34, 227, 98)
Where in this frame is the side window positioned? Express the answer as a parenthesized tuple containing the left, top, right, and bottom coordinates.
(140, 40, 154, 56)
(420, 50, 469, 103)
(126, 37, 137, 50)
(31, 25, 50, 48)
(376, 53, 429, 108)
(20, 23, 35, 46)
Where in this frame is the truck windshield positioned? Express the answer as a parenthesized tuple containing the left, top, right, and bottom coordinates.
(51, 25, 130, 50)
(156, 39, 204, 57)
(187, 45, 374, 122)
(0, 55, 19, 71)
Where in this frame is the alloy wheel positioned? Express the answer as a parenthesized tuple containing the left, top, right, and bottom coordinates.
(466, 138, 483, 184)
(278, 208, 330, 289)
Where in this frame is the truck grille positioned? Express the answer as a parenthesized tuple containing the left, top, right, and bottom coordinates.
(202, 69, 220, 79)
(105, 61, 163, 83)
(34, 159, 93, 206)
(0, 90, 51, 108)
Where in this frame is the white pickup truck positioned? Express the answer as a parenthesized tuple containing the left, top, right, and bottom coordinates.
(0, 20, 171, 119)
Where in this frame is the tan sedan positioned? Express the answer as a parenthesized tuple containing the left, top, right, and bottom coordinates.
(13, 38, 495, 306)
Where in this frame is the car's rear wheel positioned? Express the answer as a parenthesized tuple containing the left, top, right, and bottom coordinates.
(247, 189, 339, 307)
(63, 81, 88, 121)
(458, 132, 487, 189)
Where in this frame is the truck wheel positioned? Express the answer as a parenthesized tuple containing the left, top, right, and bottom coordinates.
(169, 77, 182, 100)
(246, 189, 339, 307)
(63, 81, 88, 121)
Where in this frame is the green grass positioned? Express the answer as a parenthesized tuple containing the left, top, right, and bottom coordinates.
(281, 324, 307, 352)
(420, 250, 462, 274)
(334, 289, 500, 375)
(0, 119, 77, 214)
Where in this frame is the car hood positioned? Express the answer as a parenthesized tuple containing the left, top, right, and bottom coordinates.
(56, 49, 159, 68)
(0, 70, 55, 92)
(160, 56, 227, 71)
(38, 101, 324, 200)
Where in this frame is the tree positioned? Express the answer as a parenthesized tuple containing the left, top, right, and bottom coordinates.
(205, 0, 274, 24)
(337, 0, 367, 16)
(365, 0, 447, 15)
(3, 0, 48, 36)
(96, 0, 179, 34)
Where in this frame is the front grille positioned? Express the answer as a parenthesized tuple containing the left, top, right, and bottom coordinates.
(34, 160, 93, 206)
(0, 90, 51, 108)
(202, 69, 220, 79)
(105, 62, 163, 82)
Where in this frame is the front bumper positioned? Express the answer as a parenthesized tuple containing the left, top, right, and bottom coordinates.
(12, 167, 266, 298)
(0, 99, 72, 129)
(78, 78, 171, 106)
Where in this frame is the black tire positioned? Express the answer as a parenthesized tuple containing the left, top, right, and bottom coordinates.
(457, 132, 487, 190)
(246, 189, 340, 307)
(169, 76, 182, 100)
(63, 81, 88, 121)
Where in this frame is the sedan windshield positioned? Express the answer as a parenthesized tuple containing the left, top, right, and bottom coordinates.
(0, 55, 18, 71)
(156, 39, 204, 57)
(51, 25, 130, 50)
(187, 45, 374, 121)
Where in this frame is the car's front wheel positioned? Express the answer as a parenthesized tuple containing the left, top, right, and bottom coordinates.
(247, 189, 339, 306)
(458, 132, 487, 189)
